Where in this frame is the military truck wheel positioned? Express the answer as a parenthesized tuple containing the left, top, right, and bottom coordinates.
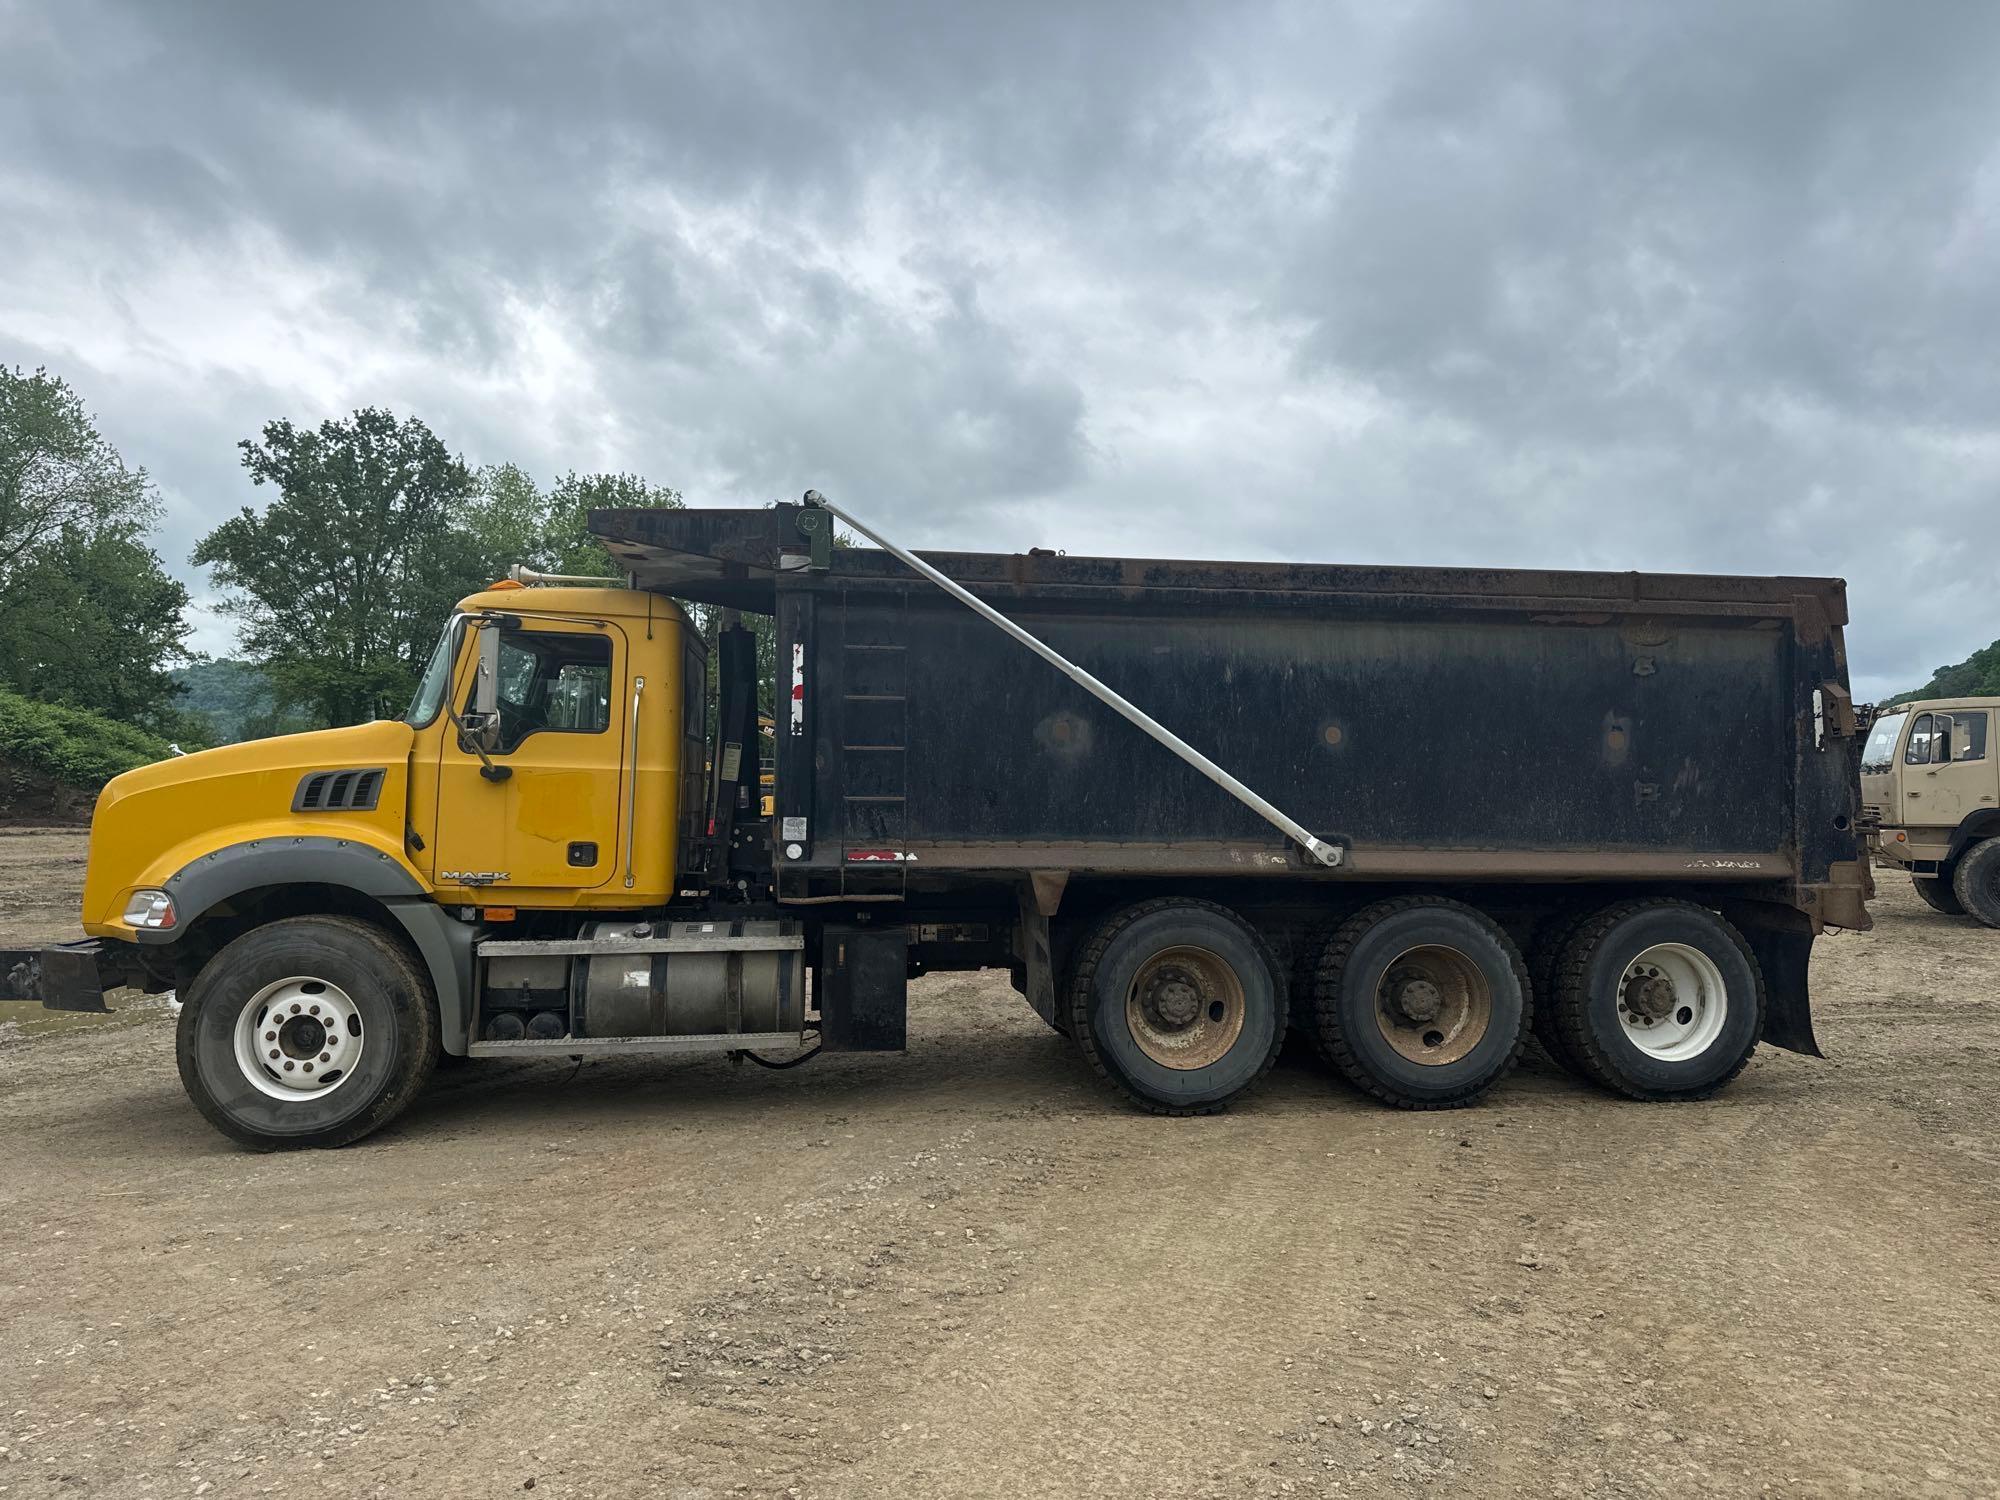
(1952, 839, 2000, 928)
(1552, 900, 1762, 1101)
(1066, 899, 1285, 1116)
(177, 916, 440, 1150)
(1313, 898, 1529, 1109)
(1913, 875, 1966, 917)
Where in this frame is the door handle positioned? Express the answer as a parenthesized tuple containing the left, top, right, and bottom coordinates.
(624, 676, 645, 889)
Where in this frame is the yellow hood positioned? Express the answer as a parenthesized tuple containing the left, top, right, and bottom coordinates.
(82, 719, 419, 935)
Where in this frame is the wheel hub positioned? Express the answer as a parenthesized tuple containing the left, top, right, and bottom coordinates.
(1372, 946, 1493, 1066)
(233, 976, 364, 1101)
(1614, 943, 1729, 1061)
(1387, 972, 1444, 1024)
(1621, 969, 1677, 1024)
(1124, 946, 1247, 1071)
(278, 1014, 327, 1058)
(1144, 967, 1204, 1029)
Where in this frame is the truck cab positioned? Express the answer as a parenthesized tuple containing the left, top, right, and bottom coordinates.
(1860, 696, 2000, 923)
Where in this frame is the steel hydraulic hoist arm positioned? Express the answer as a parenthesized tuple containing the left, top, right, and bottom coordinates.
(797, 492, 1344, 869)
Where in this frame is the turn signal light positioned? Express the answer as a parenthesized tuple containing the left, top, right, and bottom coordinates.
(121, 889, 177, 930)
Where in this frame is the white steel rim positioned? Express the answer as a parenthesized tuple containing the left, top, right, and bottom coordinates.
(232, 976, 365, 1101)
(1617, 943, 1728, 1061)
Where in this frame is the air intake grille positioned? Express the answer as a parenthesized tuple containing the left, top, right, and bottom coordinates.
(293, 768, 386, 813)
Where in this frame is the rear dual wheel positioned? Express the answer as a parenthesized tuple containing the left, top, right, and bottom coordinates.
(1549, 900, 1763, 1100)
(1312, 898, 1529, 1109)
(1067, 899, 1285, 1115)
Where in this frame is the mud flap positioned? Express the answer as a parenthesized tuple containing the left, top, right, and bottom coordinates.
(1, 941, 111, 1012)
(818, 925, 907, 1052)
(1721, 903, 1821, 1057)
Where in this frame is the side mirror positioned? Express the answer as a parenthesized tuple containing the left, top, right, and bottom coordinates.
(475, 621, 502, 719)
(456, 621, 504, 753)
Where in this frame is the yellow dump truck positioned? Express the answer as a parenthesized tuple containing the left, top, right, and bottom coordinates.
(4, 496, 1870, 1148)
(1860, 696, 2000, 924)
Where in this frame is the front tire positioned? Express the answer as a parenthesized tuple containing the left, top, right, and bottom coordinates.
(1951, 840, 2000, 928)
(1914, 875, 1966, 917)
(1067, 899, 1285, 1116)
(177, 916, 440, 1150)
(1551, 900, 1763, 1101)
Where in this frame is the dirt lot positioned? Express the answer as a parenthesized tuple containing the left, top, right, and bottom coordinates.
(3, 826, 1998, 1499)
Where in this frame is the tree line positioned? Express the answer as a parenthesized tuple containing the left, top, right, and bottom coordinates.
(0, 365, 681, 746)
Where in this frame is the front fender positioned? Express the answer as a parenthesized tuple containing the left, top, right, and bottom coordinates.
(144, 838, 476, 1056)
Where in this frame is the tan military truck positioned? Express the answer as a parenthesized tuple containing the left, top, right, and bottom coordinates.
(1860, 696, 2000, 925)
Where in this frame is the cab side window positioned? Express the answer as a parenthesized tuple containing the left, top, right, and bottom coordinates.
(1955, 712, 1989, 762)
(469, 629, 614, 753)
(1905, 713, 1937, 765)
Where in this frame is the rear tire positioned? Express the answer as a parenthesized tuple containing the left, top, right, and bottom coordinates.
(1525, 908, 1587, 1075)
(1914, 875, 1966, 917)
(1067, 898, 1285, 1116)
(1552, 900, 1762, 1101)
(1951, 840, 2000, 928)
(1313, 897, 1528, 1109)
(177, 915, 440, 1150)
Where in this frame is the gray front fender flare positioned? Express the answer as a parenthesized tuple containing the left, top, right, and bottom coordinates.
(150, 838, 476, 1055)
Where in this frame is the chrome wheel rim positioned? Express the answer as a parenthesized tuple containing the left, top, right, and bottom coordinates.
(1616, 943, 1727, 1061)
(232, 976, 364, 1100)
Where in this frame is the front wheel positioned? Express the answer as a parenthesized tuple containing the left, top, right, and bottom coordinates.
(1951, 840, 2000, 928)
(1067, 899, 1285, 1116)
(1913, 875, 1966, 917)
(1551, 900, 1763, 1101)
(177, 916, 440, 1150)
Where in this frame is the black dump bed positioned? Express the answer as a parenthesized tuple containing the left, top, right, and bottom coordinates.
(592, 502, 1867, 922)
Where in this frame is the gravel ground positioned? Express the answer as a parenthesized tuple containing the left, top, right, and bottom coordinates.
(2, 826, 1997, 1498)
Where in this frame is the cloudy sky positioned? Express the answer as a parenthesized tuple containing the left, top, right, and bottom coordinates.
(5, 0, 1998, 699)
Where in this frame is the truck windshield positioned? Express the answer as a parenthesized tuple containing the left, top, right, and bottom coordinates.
(403, 620, 459, 728)
(1860, 710, 1906, 775)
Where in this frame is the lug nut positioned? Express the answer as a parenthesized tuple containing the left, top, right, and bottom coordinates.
(290, 1003, 301, 1014)
(309, 1004, 320, 1015)
(319, 1053, 330, 1063)
(269, 1049, 280, 1060)
(265, 1030, 276, 1042)
(283, 1061, 295, 1071)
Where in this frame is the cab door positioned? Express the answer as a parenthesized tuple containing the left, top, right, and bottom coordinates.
(431, 617, 628, 901)
(1903, 710, 1993, 830)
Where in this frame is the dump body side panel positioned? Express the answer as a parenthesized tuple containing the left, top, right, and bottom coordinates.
(802, 584, 1829, 880)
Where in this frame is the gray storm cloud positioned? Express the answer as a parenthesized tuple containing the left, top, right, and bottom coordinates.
(2, 0, 1996, 699)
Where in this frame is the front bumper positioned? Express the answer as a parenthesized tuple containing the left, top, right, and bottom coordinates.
(0, 942, 110, 1012)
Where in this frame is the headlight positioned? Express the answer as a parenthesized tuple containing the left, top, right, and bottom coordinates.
(121, 889, 178, 930)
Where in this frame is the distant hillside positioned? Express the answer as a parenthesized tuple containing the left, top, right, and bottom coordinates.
(171, 659, 309, 744)
(0, 688, 178, 818)
(1892, 638, 2000, 705)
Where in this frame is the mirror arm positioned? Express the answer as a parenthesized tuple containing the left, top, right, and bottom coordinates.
(443, 700, 512, 782)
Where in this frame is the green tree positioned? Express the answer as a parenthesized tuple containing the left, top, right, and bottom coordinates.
(0, 367, 195, 730)
(543, 470, 681, 574)
(194, 408, 476, 727)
